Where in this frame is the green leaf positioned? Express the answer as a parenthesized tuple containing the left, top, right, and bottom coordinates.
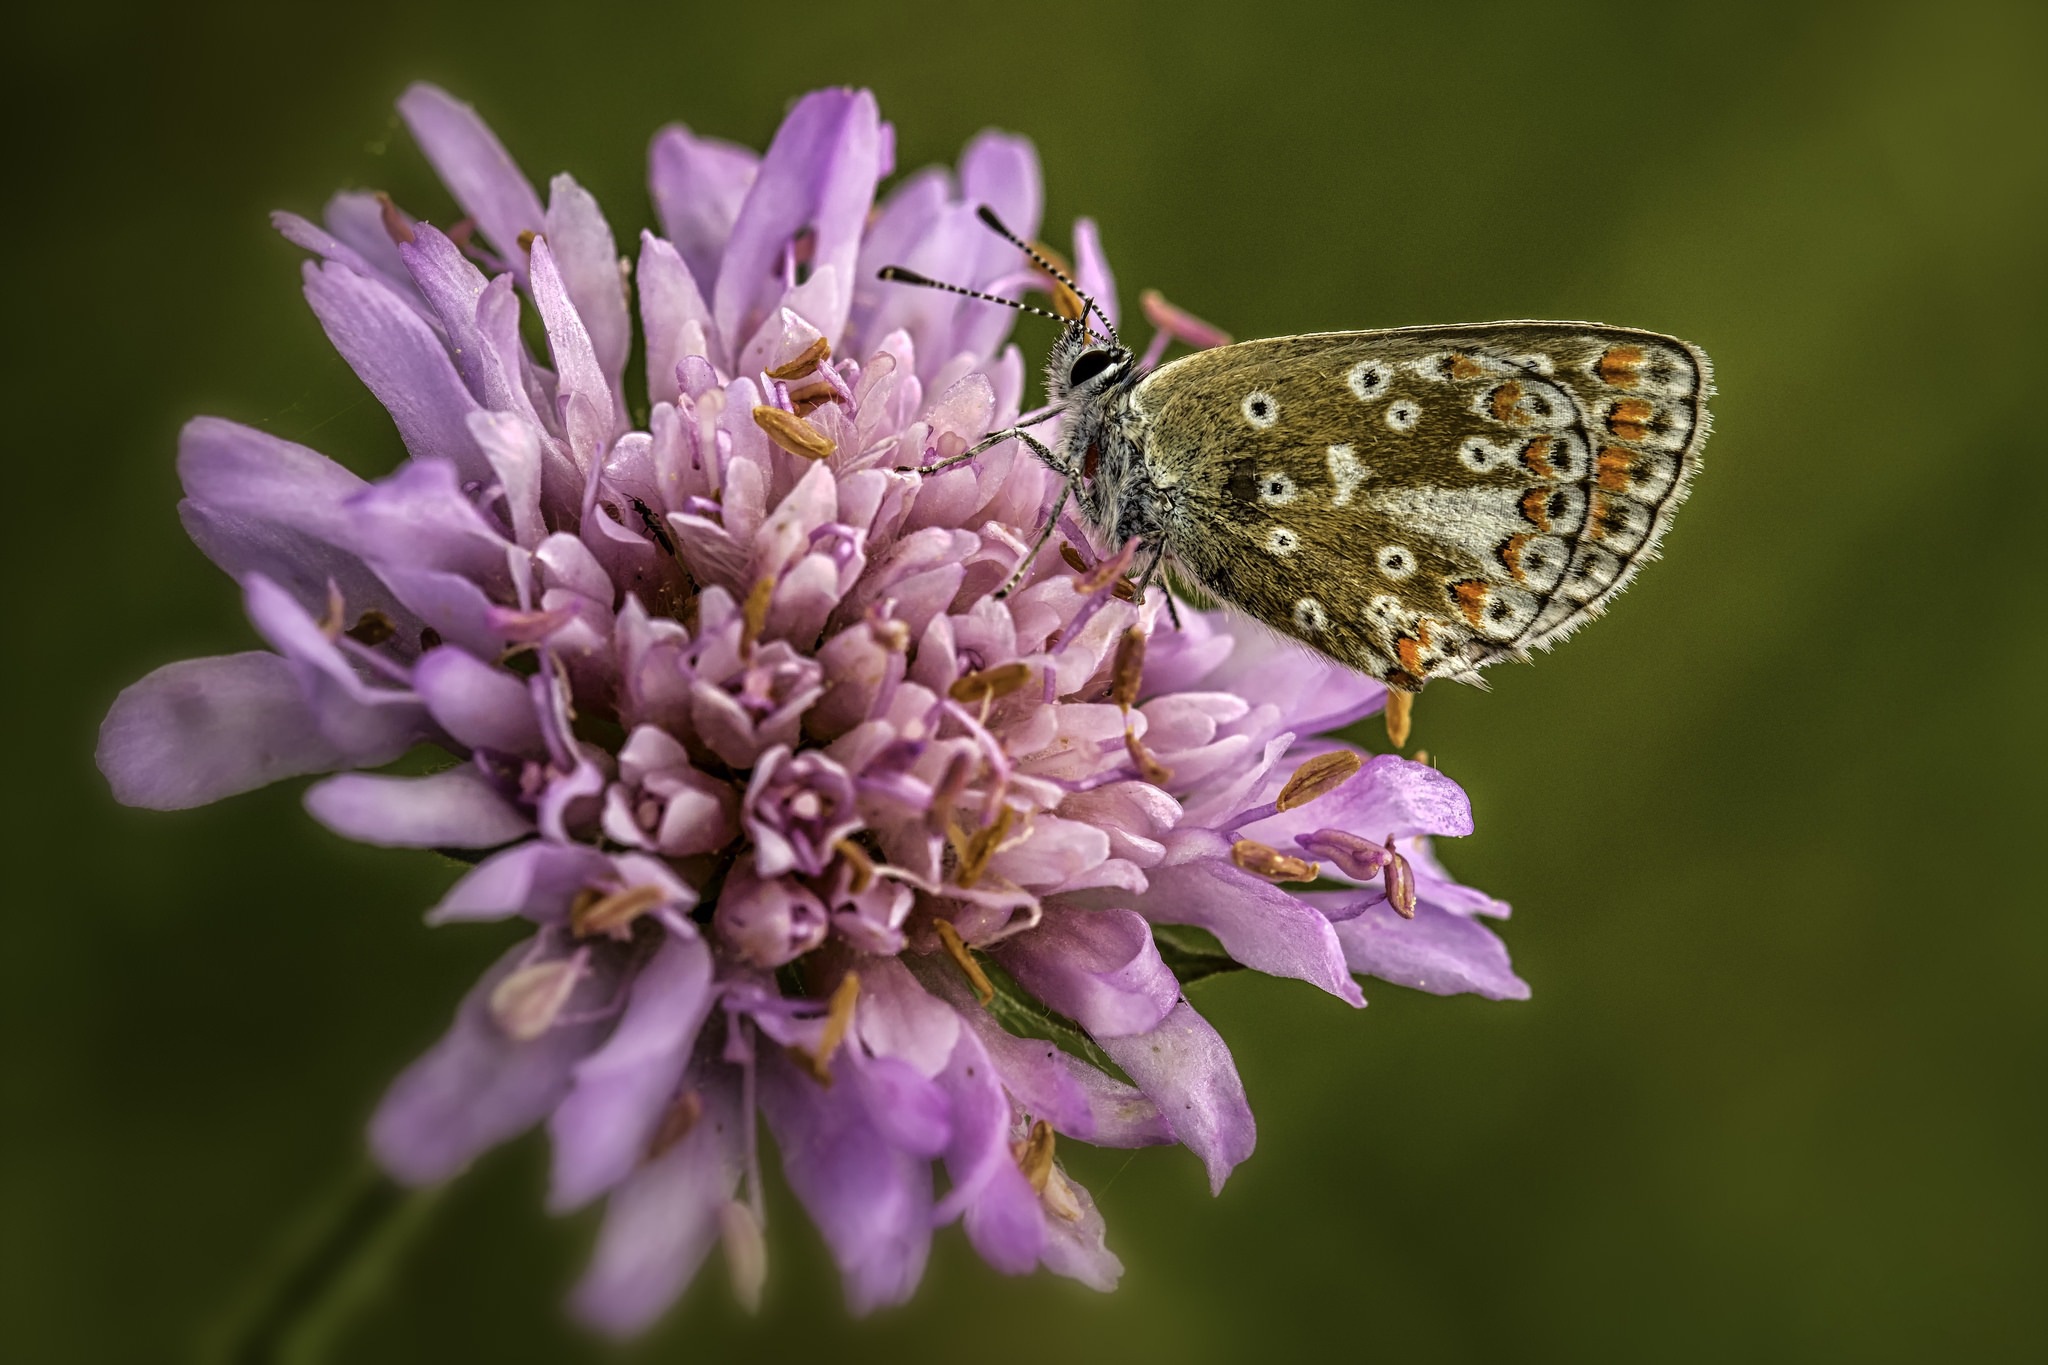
(976, 957, 1136, 1085)
(1149, 922, 1246, 986)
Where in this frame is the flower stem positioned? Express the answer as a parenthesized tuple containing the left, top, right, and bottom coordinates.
(214, 1161, 440, 1365)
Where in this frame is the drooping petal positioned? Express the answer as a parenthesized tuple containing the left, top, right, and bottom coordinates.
(304, 767, 532, 848)
(569, 1063, 745, 1338)
(1309, 894, 1531, 1000)
(1133, 857, 1365, 1007)
(97, 652, 349, 810)
(370, 938, 609, 1185)
(1098, 1001, 1256, 1195)
(550, 932, 717, 1209)
(427, 839, 611, 925)
(934, 1025, 1044, 1274)
(412, 647, 544, 755)
(995, 906, 1179, 1039)
(758, 1047, 932, 1314)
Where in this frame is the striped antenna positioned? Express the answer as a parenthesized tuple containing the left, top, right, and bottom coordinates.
(973, 205, 1119, 347)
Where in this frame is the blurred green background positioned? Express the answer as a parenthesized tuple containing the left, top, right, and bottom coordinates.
(9, 0, 2045, 1360)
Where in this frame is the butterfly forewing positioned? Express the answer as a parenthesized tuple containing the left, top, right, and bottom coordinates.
(1132, 324, 1711, 688)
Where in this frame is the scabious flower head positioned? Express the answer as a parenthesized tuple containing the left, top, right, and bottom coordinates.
(96, 84, 1528, 1333)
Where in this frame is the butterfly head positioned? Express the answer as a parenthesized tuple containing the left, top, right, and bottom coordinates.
(1046, 329, 1133, 407)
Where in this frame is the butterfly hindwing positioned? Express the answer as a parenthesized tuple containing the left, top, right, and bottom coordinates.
(1130, 323, 1711, 688)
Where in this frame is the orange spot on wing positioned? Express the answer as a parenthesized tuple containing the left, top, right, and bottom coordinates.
(1453, 580, 1489, 628)
(1597, 345, 1645, 386)
(1490, 381, 1526, 424)
(1595, 446, 1635, 491)
(1521, 487, 1553, 532)
(1451, 355, 1486, 380)
(1606, 398, 1655, 441)
(1396, 636, 1426, 675)
(1500, 533, 1531, 582)
(1522, 437, 1557, 479)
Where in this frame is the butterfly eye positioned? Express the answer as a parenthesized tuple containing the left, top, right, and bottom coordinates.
(1067, 349, 1116, 387)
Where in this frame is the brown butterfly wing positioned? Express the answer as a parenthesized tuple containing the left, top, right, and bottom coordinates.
(1131, 324, 1711, 688)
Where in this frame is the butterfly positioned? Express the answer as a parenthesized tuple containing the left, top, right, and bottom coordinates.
(883, 210, 1712, 692)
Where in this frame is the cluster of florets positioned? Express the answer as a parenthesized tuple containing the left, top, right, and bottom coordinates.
(96, 85, 1526, 1333)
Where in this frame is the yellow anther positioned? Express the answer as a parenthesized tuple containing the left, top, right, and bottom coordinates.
(948, 662, 1033, 705)
(741, 575, 775, 653)
(647, 1089, 704, 1158)
(1231, 838, 1319, 883)
(1276, 750, 1361, 812)
(948, 804, 1017, 890)
(752, 404, 835, 460)
(795, 970, 861, 1085)
(1027, 239, 1087, 322)
(834, 838, 876, 895)
(934, 918, 995, 1006)
(1013, 1119, 1056, 1194)
(764, 336, 831, 380)
(570, 883, 667, 939)
(1110, 628, 1147, 710)
(1125, 730, 1174, 787)
(516, 228, 538, 253)
(1385, 689, 1414, 749)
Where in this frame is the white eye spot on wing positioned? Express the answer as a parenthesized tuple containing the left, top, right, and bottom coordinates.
(1346, 361, 1390, 401)
(1458, 435, 1517, 473)
(1376, 545, 1417, 580)
(1293, 598, 1328, 633)
(1242, 391, 1279, 429)
(1327, 444, 1370, 507)
(1385, 400, 1421, 432)
(1258, 471, 1298, 506)
(1265, 526, 1300, 555)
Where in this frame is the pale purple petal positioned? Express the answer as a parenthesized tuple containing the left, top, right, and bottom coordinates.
(427, 840, 611, 925)
(995, 906, 1179, 1039)
(1132, 859, 1365, 1007)
(713, 88, 881, 353)
(543, 173, 631, 411)
(1241, 753, 1474, 849)
(1307, 894, 1531, 1001)
(304, 767, 532, 848)
(570, 1065, 744, 1337)
(397, 83, 545, 269)
(758, 1047, 932, 1314)
(370, 938, 607, 1185)
(935, 1025, 1044, 1274)
(413, 647, 544, 754)
(301, 259, 489, 485)
(97, 652, 348, 810)
(550, 933, 716, 1209)
(1098, 1001, 1256, 1195)
(647, 123, 758, 293)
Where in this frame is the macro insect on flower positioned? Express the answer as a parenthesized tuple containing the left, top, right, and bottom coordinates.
(96, 85, 1530, 1334)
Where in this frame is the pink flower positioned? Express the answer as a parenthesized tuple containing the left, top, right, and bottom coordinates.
(94, 83, 1525, 1335)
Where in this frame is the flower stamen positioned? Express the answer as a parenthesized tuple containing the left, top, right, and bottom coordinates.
(488, 952, 587, 1041)
(1013, 1118, 1057, 1193)
(949, 803, 1017, 889)
(794, 969, 861, 1084)
(1231, 839, 1319, 883)
(571, 883, 668, 939)
(1276, 750, 1361, 812)
(949, 662, 1032, 706)
(647, 1089, 704, 1158)
(752, 404, 835, 460)
(933, 919, 995, 1005)
(764, 336, 831, 381)
(834, 837, 875, 894)
(1385, 689, 1414, 749)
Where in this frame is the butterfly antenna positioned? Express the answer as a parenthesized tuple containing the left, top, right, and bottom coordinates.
(875, 266, 1087, 332)
(973, 205, 1120, 347)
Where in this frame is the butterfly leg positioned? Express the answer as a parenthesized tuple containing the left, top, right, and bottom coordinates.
(994, 429, 1081, 600)
(896, 407, 1065, 477)
(1135, 544, 1183, 630)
